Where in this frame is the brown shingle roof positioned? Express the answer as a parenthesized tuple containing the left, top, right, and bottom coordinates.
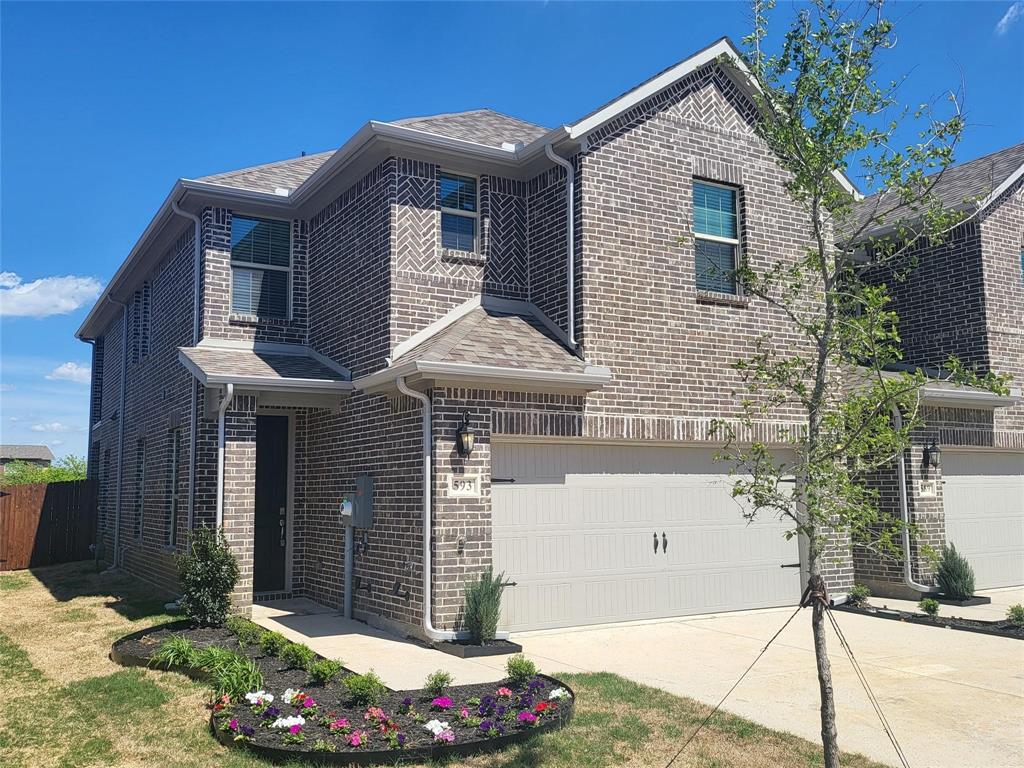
(197, 151, 334, 194)
(390, 109, 550, 148)
(178, 345, 349, 387)
(394, 306, 585, 374)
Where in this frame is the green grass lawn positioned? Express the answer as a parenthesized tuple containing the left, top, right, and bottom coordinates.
(0, 563, 889, 768)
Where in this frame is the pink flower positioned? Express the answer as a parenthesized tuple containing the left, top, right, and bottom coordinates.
(460, 707, 469, 719)
(434, 728, 455, 743)
(348, 730, 368, 747)
(302, 698, 316, 709)
(431, 696, 453, 710)
(288, 724, 302, 734)
(496, 687, 514, 697)
(228, 719, 238, 731)
(517, 711, 537, 725)
(329, 718, 350, 732)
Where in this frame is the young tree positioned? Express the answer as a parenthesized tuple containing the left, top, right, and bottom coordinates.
(710, 1, 1009, 765)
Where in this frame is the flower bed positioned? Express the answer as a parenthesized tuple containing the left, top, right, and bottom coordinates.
(835, 603, 1024, 640)
(111, 622, 574, 764)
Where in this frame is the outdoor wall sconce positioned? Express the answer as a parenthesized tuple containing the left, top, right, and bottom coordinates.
(923, 440, 941, 470)
(455, 412, 475, 457)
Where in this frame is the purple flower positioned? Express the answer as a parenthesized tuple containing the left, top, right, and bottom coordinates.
(496, 723, 506, 736)
(397, 733, 407, 746)
(496, 705, 506, 718)
(519, 696, 534, 710)
(479, 720, 493, 732)
(241, 725, 255, 738)
(401, 697, 413, 708)
(264, 705, 281, 719)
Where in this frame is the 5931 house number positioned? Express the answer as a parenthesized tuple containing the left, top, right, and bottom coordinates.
(447, 474, 481, 498)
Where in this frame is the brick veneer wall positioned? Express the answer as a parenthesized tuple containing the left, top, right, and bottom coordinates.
(222, 394, 258, 612)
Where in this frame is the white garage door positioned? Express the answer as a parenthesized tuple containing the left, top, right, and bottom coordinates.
(492, 442, 802, 632)
(943, 451, 1024, 589)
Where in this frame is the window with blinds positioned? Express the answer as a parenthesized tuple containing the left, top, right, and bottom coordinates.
(693, 181, 741, 295)
(230, 216, 291, 318)
(439, 172, 478, 252)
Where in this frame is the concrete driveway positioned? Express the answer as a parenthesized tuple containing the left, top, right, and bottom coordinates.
(255, 588, 1024, 768)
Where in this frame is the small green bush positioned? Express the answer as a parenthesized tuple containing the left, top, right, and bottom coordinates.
(1006, 604, 1024, 627)
(258, 630, 289, 657)
(936, 543, 975, 601)
(846, 584, 871, 608)
(463, 566, 506, 644)
(280, 642, 316, 670)
(194, 646, 238, 675)
(343, 670, 386, 706)
(918, 598, 940, 617)
(212, 654, 263, 700)
(225, 616, 263, 648)
(176, 527, 239, 628)
(150, 636, 197, 669)
(307, 658, 344, 685)
(312, 739, 336, 753)
(505, 654, 538, 687)
(423, 669, 453, 697)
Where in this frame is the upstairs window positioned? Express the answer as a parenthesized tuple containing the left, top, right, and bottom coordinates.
(230, 216, 291, 318)
(439, 172, 478, 252)
(693, 181, 740, 295)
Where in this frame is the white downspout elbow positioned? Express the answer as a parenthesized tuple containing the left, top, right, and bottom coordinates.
(544, 144, 576, 350)
(891, 404, 939, 594)
(216, 382, 234, 529)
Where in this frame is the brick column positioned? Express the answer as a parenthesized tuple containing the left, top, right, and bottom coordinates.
(222, 393, 258, 614)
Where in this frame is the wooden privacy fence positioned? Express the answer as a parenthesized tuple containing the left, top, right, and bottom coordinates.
(0, 479, 97, 571)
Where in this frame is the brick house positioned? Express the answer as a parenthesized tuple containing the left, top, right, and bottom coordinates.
(76, 38, 1020, 640)
(851, 143, 1024, 597)
(0, 444, 54, 475)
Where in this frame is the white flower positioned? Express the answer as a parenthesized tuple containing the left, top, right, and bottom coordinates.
(548, 687, 571, 701)
(423, 719, 451, 736)
(245, 690, 274, 705)
(271, 715, 306, 729)
(281, 688, 302, 705)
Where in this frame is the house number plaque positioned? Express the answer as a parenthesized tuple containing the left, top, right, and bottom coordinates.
(447, 474, 481, 498)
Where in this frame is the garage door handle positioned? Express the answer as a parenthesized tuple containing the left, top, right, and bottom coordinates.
(492, 478, 516, 484)
(653, 532, 659, 553)
(662, 532, 668, 554)
(780, 562, 801, 568)
(501, 581, 518, 588)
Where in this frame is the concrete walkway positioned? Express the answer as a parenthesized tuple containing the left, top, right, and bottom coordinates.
(253, 589, 1024, 768)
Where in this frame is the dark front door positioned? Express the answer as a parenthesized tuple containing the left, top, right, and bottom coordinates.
(254, 415, 289, 593)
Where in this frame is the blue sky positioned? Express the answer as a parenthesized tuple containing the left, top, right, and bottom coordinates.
(2, 1, 1022, 459)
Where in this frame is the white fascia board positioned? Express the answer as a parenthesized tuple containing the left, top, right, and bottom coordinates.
(391, 297, 482, 361)
(977, 161, 1024, 211)
(920, 386, 1020, 408)
(355, 359, 612, 393)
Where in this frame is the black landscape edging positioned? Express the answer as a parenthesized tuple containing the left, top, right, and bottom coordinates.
(112, 623, 576, 765)
(936, 595, 992, 607)
(834, 604, 1022, 640)
(433, 638, 523, 658)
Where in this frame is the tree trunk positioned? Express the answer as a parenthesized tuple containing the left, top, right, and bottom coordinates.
(810, 571, 840, 768)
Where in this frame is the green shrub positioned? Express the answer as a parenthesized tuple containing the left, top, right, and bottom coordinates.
(176, 527, 239, 628)
(150, 636, 197, 669)
(936, 543, 975, 601)
(312, 739, 336, 753)
(918, 598, 940, 617)
(194, 646, 239, 675)
(505, 654, 538, 687)
(307, 658, 344, 685)
(212, 654, 263, 700)
(258, 630, 289, 657)
(280, 642, 316, 670)
(1006, 604, 1024, 627)
(0, 455, 86, 486)
(462, 566, 506, 644)
(225, 616, 263, 648)
(343, 670, 386, 706)
(423, 669, 453, 697)
(846, 584, 871, 608)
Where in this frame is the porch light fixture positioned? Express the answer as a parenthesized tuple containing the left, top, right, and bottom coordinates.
(923, 440, 941, 470)
(455, 412, 475, 457)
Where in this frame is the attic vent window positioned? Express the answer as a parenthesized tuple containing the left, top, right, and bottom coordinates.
(230, 216, 291, 319)
(439, 172, 478, 253)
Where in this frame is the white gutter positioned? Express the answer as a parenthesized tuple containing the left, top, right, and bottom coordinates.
(395, 376, 460, 642)
(544, 144, 577, 349)
(171, 200, 202, 535)
(891, 404, 939, 594)
(110, 296, 129, 568)
(215, 383, 234, 529)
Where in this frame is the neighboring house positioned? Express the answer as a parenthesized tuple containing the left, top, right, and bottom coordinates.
(76, 37, 1020, 640)
(852, 144, 1024, 596)
(0, 445, 54, 475)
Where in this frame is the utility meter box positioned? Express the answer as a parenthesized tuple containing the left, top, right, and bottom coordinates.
(352, 474, 374, 529)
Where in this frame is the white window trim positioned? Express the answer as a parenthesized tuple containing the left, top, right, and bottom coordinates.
(693, 179, 743, 296)
(228, 215, 294, 320)
(439, 171, 480, 254)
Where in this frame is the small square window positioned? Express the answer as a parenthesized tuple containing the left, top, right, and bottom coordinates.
(693, 181, 740, 295)
(439, 172, 478, 253)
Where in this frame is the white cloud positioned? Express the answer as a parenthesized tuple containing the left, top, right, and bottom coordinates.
(996, 2, 1023, 34)
(46, 362, 92, 384)
(47, 439, 65, 447)
(0, 272, 103, 318)
(30, 421, 81, 433)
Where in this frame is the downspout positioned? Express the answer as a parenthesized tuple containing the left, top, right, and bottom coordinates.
(171, 200, 201, 534)
(890, 404, 939, 594)
(107, 296, 129, 568)
(215, 383, 234, 529)
(544, 144, 576, 349)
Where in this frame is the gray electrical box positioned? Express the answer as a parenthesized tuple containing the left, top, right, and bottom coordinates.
(352, 474, 374, 529)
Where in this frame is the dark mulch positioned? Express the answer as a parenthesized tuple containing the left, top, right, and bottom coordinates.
(837, 604, 1024, 639)
(113, 623, 573, 758)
